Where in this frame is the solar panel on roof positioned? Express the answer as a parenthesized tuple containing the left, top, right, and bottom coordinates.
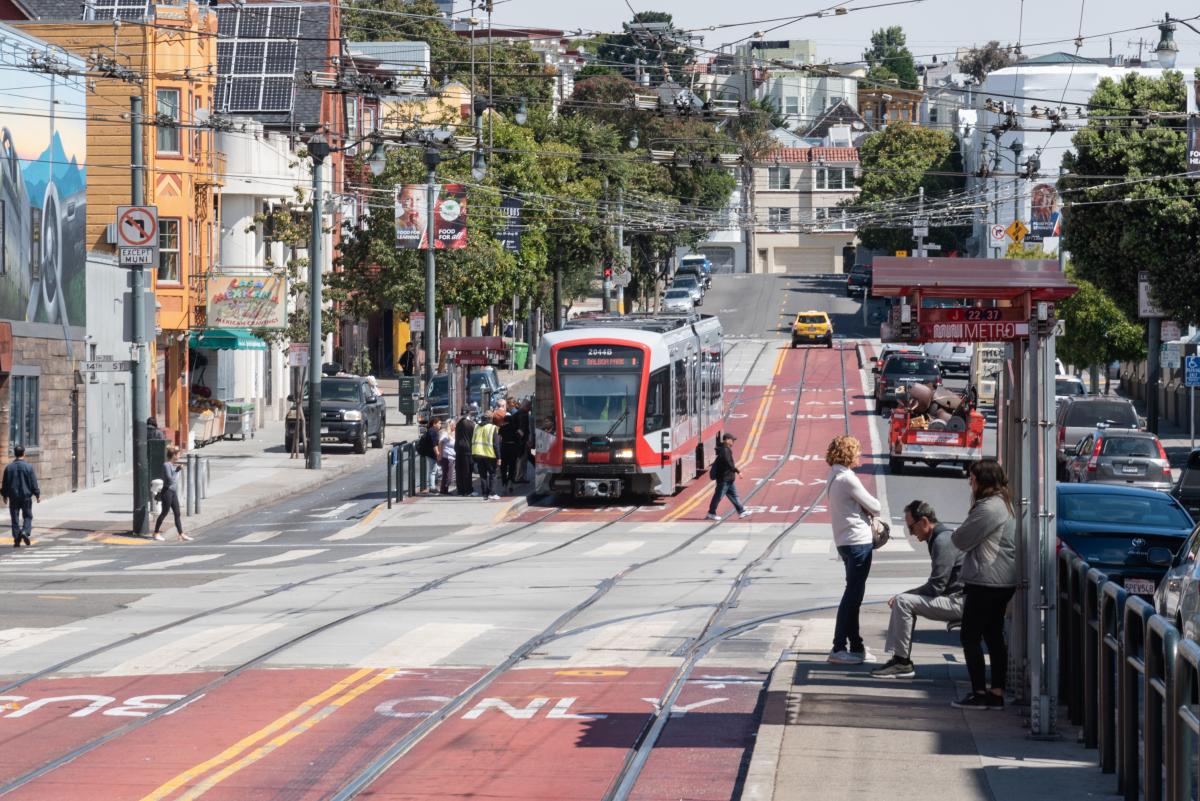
(216, 6, 238, 36)
(217, 5, 303, 114)
(238, 7, 269, 38)
(261, 78, 293, 111)
(228, 77, 261, 112)
(265, 42, 297, 74)
(233, 41, 265, 74)
(89, 0, 149, 20)
(217, 42, 233, 74)
(268, 7, 301, 38)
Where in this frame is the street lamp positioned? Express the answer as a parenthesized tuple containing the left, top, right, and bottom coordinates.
(1156, 14, 1180, 68)
(422, 147, 442, 388)
(471, 146, 488, 182)
(367, 139, 388, 177)
(514, 97, 528, 126)
(305, 132, 332, 470)
(628, 128, 639, 150)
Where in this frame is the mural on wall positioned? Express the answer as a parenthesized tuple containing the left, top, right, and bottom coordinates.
(0, 43, 86, 333)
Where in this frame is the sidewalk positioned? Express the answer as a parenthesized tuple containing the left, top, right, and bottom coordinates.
(744, 605, 1117, 801)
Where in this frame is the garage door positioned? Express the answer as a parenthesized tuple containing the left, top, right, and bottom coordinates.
(700, 247, 737, 274)
(773, 247, 834, 274)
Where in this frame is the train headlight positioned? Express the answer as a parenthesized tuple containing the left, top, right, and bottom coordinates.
(564, 449, 582, 460)
(616, 449, 634, 460)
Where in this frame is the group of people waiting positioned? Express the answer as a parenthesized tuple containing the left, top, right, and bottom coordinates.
(825, 434, 1018, 710)
(419, 397, 534, 500)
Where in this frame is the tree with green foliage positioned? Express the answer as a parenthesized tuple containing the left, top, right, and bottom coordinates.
(845, 122, 970, 254)
(863, 26, 918, 90)
(1060, 70, 1200, 323)
(594, 11, 693, 85)
(959, 41, 1014, 83)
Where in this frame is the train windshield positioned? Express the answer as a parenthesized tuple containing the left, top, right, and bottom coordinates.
(557, 345, 644, 439)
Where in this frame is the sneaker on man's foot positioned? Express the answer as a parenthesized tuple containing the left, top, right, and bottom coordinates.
(827, 649, 863, 665)
(951, 692, 993, 710)
(871, 657, 915, 678)
(705, 513, 720, 521)
(986, 692, 1005, 710)
(850, 647, 877, 664)
(739, 510, 753, 519)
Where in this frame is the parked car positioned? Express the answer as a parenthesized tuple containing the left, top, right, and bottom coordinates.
(1062, 429, 1173, 491)
(791, 310, 833, 348)
(286, 375, 386, 454)
(874, 354, 942, 413)
(1054, 375, 1087, 408)
(670, 274, 704, 306)
(417, 366, 507, 429)
(1155, 517, 1200, 627)
(875, 343, 925, 373)
(1172, 448, 1200, 519)
(1055, 396, 1142, 479)
(846, 264, 872, 297)
(661, 288, 695, 314)
(677, 255, 712, 289)
(923, 342, 973, 378)
(1057, 483, 1192, 599)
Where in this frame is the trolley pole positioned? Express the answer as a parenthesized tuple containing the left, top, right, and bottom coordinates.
(424, 148, 441, 385)
(130, 95, 150, 535)
(306, 133, 331, 470)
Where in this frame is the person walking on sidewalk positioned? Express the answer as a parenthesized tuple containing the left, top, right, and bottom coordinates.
(872, 500, 964, 678)
(706, 434, 752, 520)
(2, 444, 39, 548)
(398, 342, 417, 377)
(472, 410, 503, 500)
(950, 460, 1018, 710)
(825, 435, 881, 665)
(438, 419, 456, 495)
(455, 406, 477, 497)
(419, 418, 443, 493)
(498, 405, 523, 494)
(153, 445, 192, 542)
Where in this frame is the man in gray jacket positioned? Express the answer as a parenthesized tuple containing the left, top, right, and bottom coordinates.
(872, 500, 964, 678)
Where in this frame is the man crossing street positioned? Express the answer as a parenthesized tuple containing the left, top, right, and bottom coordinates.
(706, 433, 752, 520)
(2, 444, 40, 548)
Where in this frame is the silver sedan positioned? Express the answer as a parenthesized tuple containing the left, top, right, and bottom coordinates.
(1063, 429, 1174, 491)
(660, 288, 694, 314)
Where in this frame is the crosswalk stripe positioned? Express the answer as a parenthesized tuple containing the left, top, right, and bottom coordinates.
(312, 502, 354, 520)
(232, 530, 282, 544)
(559, 619, 679, 666)
(0, 627, 81, 657)
(583, 541, 645, 557)
(355, 622, 494, 668)
(338, 544, 431, 563)
(102, 622, 285, 676)
(51, 559, 116, 571)
(470, 542, 544, 558)
(701, 539, 747, 555)
(128, 554, 224, 571)
(790, 540, 833, 555)
(234, 549, 326, 567)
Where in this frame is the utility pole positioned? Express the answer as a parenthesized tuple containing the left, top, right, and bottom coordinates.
(130, 96, 150, 535)
(616, 187, 625, 314)
(424, 148, 441, 385)
(306, 134, 331, 470)
(913, 185, 926, 257)
(1012, 141, 1023, 224)
(602, 179, 611, 314)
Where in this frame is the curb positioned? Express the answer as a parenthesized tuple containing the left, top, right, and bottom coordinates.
(740, 655, 796, 801)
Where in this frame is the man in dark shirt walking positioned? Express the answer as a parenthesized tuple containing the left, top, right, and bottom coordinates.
(454, 405, 477, 497)
(398, 342, 417, 377)
(706, 433, 752, 520)
(2, 444, 40, 548)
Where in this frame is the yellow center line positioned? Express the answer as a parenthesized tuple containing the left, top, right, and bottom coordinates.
(171, 668, 400, 801)
(138, 668, 379, 801)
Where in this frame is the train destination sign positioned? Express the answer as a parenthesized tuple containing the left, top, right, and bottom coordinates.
(920, 307, 1026, 324)
(919, 321, 1030, 342)
(559, 346, 642, 371)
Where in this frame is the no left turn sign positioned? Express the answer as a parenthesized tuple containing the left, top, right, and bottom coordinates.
(116, 205, 159, 266)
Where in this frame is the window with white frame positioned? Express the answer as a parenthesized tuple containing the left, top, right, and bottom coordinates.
(814, 207, 850, 230)
(158, 218, 181, 283)
(815, 166, 857, 190)
(827, 95, 843, 108)
(783, 96, 799, 115)
(767, 167, 791, 190)
(929, 105, 939, 124)
(768, 207, 791, 230)
(156, 88, 180, 153)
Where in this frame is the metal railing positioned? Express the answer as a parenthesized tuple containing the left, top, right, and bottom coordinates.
(387, 441, 432, 507)
(1059, 548, 1200, 801)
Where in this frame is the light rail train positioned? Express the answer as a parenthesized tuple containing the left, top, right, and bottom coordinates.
(533, 314, 724, 499)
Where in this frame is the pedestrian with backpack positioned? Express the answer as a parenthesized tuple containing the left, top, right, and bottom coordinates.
(706, 433, 751, 520)
(418, 418, 442, 493)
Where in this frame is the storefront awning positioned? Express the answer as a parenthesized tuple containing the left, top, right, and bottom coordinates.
(188, 328, 267, 351)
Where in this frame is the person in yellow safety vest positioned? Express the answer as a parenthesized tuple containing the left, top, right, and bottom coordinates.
(472, 410, 503, 500)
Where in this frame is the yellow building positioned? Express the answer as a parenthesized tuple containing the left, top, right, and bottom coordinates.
(21, 2, 220, 445)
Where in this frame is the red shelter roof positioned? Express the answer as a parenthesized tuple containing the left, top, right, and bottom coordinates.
(871, 258, 1078, 302)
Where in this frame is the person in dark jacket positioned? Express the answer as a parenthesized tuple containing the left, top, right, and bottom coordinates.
(498, 407, 523, 493)
(706, 434, 751, 520)
(872, 500, 965, 678)
(146, 416, 166, 441)
(2, 444, 40, 548)
(455, 406, 477, 496)
(398, 342, 417, 377)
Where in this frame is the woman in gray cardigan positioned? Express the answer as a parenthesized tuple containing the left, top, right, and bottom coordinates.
(950, 459, 1018, 710)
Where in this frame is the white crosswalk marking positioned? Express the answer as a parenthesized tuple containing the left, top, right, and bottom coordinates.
(128, 553, 224, 571)
(790, 540, 833, 555)
(51, 559, 116, 571)
(559, 619, 680, 667)
(312, 502, 354, 520)
(470, 542, 544, 558)
(0, 627, 81, 658)
(102, 622, 285, 676)
(701, 539, 747, 556)
(232, 530, 282, 544)
(584, 541, 645, 557)
(338, 544, 431, 562)
(355, 622, 494, 668)
(234, 549, 326, 567)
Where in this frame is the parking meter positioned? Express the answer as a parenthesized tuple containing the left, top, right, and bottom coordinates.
(397, 375, 418, 424)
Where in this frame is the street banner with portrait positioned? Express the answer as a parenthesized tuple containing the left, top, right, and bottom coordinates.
(395, 183, 469, 249)
(1027, 182, 1062, 243)
(497, 196, 523, 253)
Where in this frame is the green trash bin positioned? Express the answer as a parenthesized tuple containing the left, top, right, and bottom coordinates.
(512, 341, 529, 370)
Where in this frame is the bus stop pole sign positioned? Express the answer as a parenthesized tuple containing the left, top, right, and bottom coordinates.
(1187, 354, 1200, 449)
(116, 205, 159, 267)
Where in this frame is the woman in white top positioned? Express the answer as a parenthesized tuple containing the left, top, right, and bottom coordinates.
(825, 435, 882, 665)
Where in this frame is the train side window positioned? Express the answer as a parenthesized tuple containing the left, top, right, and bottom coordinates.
(534, 366, 555, 434)
(674, 359, 687, 420)
(644, 367, 670, 433)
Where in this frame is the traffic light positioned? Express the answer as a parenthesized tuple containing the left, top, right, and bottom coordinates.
(603, 266, 613, 280)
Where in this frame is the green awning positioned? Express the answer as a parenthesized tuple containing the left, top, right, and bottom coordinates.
(188, 328, 266, 351)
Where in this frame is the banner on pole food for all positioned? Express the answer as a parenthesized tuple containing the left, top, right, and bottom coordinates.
(497, 196, 523, 253)
(206, 275, 288, 329)
(395, 184, 468, 249)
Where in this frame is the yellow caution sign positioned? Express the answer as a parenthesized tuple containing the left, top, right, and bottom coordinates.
(1006, 220, 1029, 243)
(894, 250, 908, 257)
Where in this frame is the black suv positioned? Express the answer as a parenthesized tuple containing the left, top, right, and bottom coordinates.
(1172, 448, 1200, 519)
(417, 367, 508, 429)
(874, 354, 942, 413)
(846, 264, 872, 297)
(286, 375, 386, 454)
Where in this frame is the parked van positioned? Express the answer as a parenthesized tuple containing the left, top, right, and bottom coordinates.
(924, 342, 974, 377)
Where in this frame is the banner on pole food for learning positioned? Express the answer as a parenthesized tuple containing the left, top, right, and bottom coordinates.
(395, 184, 468, 249)
(497, 196, 523, 253)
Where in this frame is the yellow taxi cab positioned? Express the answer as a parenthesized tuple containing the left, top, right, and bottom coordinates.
(791, 310, 833, 348)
